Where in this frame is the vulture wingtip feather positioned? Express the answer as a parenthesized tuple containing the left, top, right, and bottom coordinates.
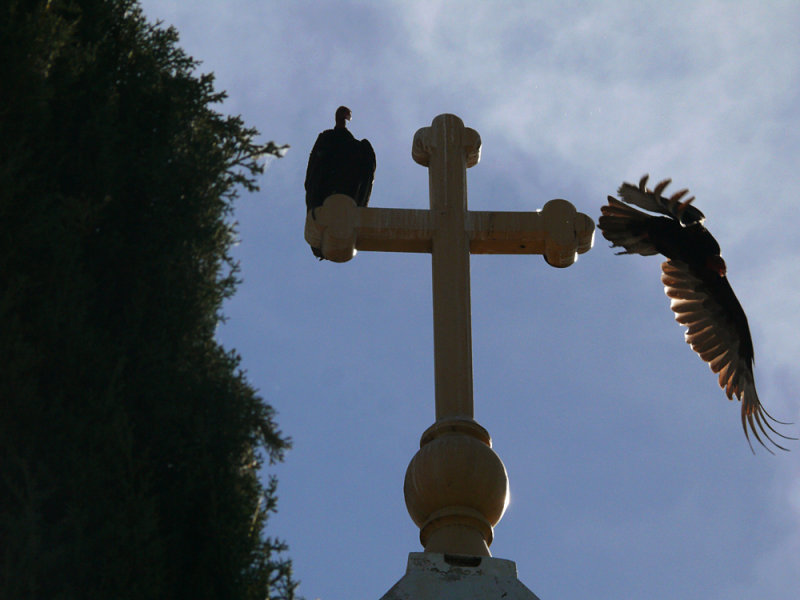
(741, 403, 795, 454)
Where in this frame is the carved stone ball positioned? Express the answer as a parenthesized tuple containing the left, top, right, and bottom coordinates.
(404, 419, 509, 542)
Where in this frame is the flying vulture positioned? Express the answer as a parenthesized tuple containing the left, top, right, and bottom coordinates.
(598, 175, 793, 452)
(305, 106, 376, 213)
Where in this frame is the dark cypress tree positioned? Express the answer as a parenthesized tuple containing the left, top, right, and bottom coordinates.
(0, 1, 295, 598)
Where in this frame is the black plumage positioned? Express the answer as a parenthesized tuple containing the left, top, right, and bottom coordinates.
(305, 106, 376, 213)
(599, 175, 793, 452)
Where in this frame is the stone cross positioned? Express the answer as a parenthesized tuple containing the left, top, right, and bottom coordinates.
(305, 113, 594, 557)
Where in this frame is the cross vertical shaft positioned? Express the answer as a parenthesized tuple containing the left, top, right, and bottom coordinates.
(412, 115, 481, 421)
(417, 115, 481, 420)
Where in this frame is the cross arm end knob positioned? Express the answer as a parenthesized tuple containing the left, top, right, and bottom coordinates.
(541, 199, 595, 268)
(304, 194, 359, 262)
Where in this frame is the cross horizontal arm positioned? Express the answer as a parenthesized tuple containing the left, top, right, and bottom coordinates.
(305, 195, 432, 259)
(468, 199, 594, 266)
(305, 194, 594, 266)
(357, 207, 433, 253)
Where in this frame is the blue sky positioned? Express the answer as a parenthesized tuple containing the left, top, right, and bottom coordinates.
(139, 2, 800, 598)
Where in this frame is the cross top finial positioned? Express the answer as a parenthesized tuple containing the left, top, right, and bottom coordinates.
(412, 113, 481, 169)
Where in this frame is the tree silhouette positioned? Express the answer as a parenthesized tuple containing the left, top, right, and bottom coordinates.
(1, 1, 295, 598)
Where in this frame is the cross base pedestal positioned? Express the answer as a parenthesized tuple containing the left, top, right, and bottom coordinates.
(379, 553, 541, 600)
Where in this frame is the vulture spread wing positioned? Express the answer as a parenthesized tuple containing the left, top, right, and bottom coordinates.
(661, 260, 788, 451)
(617, 175, 705, 225)
(599, 176, 793, 452)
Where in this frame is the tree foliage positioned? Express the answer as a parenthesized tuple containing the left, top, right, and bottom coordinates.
(0, 1, 294, 598)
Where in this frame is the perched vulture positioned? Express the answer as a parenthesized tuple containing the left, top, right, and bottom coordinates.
(305, 106, 376, 213)
(599, 175, 792, 452)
